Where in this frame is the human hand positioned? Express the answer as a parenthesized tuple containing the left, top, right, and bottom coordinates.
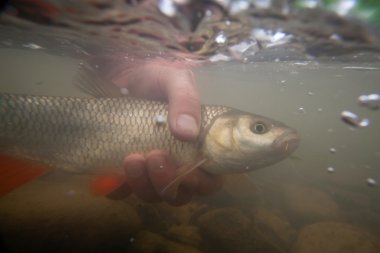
(112, 59, 223, 205)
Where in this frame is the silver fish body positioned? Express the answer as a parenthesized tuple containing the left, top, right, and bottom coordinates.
(0, 93, 299, 174)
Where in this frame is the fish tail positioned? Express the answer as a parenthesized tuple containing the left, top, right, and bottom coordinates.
(0, 155, 49, 197)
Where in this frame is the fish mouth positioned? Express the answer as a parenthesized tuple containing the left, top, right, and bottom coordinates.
(272, 130, 300, 154)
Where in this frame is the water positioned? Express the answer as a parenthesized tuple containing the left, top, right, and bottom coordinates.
(1, 1, 380, 253)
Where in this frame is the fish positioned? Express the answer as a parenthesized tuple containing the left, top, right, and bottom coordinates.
(0, 72, 299, 197)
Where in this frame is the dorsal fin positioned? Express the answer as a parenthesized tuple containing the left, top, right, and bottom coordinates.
(75, 64, 124, 98)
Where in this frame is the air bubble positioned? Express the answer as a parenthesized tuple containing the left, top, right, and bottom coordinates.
(366, 178, 377, 187)
(341, 111, 369, 128)
(329, 148, 336, 154)
(358, 93, 380, 110)
(327, 167, 335, 174)
(298, 107, 306, 113)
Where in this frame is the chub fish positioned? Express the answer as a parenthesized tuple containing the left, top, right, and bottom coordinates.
(0, 76, 299, 197)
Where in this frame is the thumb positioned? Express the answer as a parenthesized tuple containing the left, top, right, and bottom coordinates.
(164, 69, 201, 141)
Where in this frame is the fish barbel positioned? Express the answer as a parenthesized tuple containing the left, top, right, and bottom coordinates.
(0, 93, 299, 178)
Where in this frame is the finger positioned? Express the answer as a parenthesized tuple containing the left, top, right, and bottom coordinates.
(112, 63, 165, 100)
(124, 154, 161, 202)
(165, 69, 201, 141)
(145, 150, 176, 198)
(146, 150, 192, 204)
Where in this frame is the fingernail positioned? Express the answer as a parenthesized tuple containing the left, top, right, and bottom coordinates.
(176, 114, 198, 137)
(125, 162, 143, 178)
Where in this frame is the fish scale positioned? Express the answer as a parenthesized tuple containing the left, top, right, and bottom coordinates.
(0, 93, 230, 173)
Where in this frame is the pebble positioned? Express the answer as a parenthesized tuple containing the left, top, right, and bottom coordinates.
(158, 0, 177, 17)
(215, 32, 227, 44)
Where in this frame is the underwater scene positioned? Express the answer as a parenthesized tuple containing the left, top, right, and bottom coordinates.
(0, 1, 380, 253)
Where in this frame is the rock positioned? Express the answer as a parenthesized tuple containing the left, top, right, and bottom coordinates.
(159, 202, 209, 225)
(252, 207, 296, 251)
(283, 184, 340, 225)
(291, 222, 380, 253)
(129, 230, 203, 253)
(197, 208, 255, 253)
(0, 174, 143, 252)
(166, 225, 202, 247)
(344, 209, 380, 235)
(134, 202, 168, 231)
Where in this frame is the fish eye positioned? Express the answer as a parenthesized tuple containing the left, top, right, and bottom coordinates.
(250, 122, 267, 134)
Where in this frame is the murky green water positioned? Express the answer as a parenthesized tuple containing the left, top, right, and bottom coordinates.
(1, 47, 379, 253)
(1, 1, 380, 252)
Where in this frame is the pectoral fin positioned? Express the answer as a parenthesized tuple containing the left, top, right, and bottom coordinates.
(161, 158, 208, 200)
(89, 174, 128, 196)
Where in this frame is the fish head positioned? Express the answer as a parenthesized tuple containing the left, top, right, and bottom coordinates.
(203, 111, 300, 174)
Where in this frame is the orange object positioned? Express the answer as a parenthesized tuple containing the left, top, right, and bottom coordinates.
(0, 155, 49, 197)
(89, 175, 127, 196)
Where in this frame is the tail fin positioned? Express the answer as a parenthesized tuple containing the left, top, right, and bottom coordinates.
(0, 155, 49, 197)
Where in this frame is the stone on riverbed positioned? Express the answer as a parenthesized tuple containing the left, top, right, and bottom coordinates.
(282, 184, 340, 225)
(252, 207, 297, 251)
(291, 222, 380, 253)
(166, 225, 202, 247)
(197, 208, 255, 253)
(129, 230, 203, 253)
